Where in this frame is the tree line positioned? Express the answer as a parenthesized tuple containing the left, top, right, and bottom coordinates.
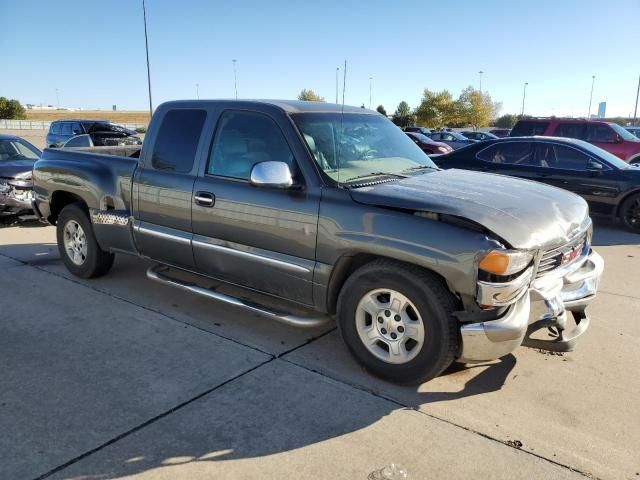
(298, 87, 501, 130)
(390, 87, 501, 130)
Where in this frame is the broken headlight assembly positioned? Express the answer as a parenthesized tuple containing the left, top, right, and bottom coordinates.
(476, 249, 534, 308)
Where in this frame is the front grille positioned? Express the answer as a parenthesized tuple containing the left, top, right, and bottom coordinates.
(535, 232, 589, 278)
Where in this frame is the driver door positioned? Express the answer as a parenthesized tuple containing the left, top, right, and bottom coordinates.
(191, 109, 320, 305)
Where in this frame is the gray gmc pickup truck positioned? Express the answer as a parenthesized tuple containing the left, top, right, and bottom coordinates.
(32, 100, 603, 384)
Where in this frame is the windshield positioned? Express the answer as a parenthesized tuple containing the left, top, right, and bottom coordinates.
(292, 113, 436, 184)
(610, 123, 639, 141)
(575, 139, 632, 169)
(0, 139, 41, 161)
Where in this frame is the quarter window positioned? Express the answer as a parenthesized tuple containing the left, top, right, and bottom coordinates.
(207, 110, 295, 180)
(151, 109, 206, 172)
(477, 142, 534, 165)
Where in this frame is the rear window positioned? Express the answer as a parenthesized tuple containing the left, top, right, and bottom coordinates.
(510, 121, 549, 136)
(151, 109, 206, 173)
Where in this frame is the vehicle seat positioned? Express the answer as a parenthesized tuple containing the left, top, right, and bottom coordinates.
(216, 132, 253, 178)
(304, 134, 330, 170)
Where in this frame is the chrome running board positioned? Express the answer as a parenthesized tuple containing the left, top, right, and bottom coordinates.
(146, 265, 330, 329)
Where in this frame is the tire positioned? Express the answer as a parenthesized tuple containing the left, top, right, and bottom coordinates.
(336, 259, 461, 384)
(620, 193, 640, 233)
(56, 203, 114, 278)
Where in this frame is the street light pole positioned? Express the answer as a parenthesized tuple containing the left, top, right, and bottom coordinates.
(142, 0, 153, 119)
(369, 76, 372, 109)
(587, 75, 596, 118)
(521, 82, 528, 116)
(195, 83, 199, 99)
(232, 59, 238, 99)
(55, 88, 59, 109)
(479, 70, 484, 94)
(633, 74, 640, 125)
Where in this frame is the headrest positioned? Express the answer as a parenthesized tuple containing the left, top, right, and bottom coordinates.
(221, 133, 247, 155)
(304, 133, 316, 151)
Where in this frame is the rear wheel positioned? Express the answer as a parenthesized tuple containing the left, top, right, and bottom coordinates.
(620, 193, 640, 233)
(56, 203, 114, 278)
(337, 259, 461, 384)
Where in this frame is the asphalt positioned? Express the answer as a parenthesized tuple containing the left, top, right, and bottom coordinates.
(0, 219, 638, 480)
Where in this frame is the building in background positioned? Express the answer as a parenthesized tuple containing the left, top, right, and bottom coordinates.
(597, 102, 606, 119)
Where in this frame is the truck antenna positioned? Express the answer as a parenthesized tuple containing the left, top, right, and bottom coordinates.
(338, 60, 347, 184)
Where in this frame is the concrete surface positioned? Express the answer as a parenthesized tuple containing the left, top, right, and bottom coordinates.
(0, 258, 270, 479)
(48, 361, 584, 480)
(1, 218, 638, 480)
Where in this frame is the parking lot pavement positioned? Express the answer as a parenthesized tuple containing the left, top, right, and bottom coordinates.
(0, 257, 270, 479)
(1, 219, 638, 479)
(47, 360, 583, 480)
(282, 221, 640, 480)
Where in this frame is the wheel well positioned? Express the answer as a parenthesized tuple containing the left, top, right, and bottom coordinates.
(49, 191, 87, 224)
(628, 153, 640, 165)
(616, 190, 640, 218)
(326, 253, 450, 314)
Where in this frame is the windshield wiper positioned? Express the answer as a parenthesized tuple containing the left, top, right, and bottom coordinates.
(343, 172, 408, 182)
(401, 165, 439, 172)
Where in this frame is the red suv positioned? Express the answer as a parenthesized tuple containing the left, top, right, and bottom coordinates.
(510, 118, 640, 164)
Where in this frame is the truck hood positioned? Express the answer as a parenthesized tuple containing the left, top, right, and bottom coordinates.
(0, 159, 35, 179)
(349, 169, 589, 249)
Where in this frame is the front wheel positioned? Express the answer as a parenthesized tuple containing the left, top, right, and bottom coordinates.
(56, 203, 114, 278)
(337, 260, 461, 384)
(620, 193, 640, 233)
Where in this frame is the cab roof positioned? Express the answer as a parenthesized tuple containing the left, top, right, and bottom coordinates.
(160, 99, 378, 115)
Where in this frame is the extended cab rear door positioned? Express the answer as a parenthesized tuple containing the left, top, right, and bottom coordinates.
(133, 107, 208, 268)
(191, 107, 320, 305)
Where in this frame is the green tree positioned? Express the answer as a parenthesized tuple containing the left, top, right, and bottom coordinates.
(297, 89, 325, 102)
(495, 114, 518, 129)
(415, 90, 457, 128)
(0, 97, 27, 119)
(392, 101, 415, 128)
(376, 105, 387, 116)
(456, 86, 498, 129)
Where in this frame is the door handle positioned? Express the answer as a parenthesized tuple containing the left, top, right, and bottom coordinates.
(194, 191, 215, 207)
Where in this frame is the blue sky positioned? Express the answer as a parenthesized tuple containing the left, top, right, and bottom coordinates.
(1, 0, 638, 118)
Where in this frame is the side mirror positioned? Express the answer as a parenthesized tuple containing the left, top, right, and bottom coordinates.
(250, 161, 294, 189)
(587, 160, 603, 171)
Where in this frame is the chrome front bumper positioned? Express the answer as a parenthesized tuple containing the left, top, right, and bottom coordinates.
(458, 249, 604, 363)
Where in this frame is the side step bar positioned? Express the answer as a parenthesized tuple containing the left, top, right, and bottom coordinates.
(146, 265, 331, 329)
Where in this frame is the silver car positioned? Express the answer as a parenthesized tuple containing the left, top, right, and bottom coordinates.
(429, 131, 476, 150)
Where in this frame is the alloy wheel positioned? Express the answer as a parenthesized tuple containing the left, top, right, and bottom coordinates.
(63, 220, 88, 265)
(355, 288, 425, 364)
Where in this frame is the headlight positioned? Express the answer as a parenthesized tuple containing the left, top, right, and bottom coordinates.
(479, 249, 533, 276)
(437, 146, 448, 153)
